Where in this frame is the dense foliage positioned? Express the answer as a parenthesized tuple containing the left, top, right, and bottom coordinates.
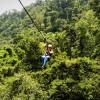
(0, 0, 100, 99)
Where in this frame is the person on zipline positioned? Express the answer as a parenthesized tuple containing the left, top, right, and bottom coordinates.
(41, 43, 53, 68)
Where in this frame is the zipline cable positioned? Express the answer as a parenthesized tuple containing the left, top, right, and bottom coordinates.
(18, 0, 45, 41)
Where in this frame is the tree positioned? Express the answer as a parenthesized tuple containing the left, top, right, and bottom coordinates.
(75, 10, 98, 58)
(90, 0, 100, 19)
(16, 37, 41, 70)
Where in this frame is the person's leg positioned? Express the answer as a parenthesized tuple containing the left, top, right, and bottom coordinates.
(42, 56, 50, 67)
(41, 55, 45, 64)
(41, 55, 45, 68)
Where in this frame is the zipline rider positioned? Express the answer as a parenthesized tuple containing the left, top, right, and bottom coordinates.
(41, 43, 53, 68)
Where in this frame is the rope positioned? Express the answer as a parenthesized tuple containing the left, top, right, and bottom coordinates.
(18, 0, 45, 41)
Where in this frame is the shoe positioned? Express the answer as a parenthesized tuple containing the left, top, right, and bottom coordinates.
(42, 66, 44, 68)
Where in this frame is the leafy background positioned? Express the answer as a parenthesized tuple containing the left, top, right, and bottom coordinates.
(0, 0, 100, 99)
